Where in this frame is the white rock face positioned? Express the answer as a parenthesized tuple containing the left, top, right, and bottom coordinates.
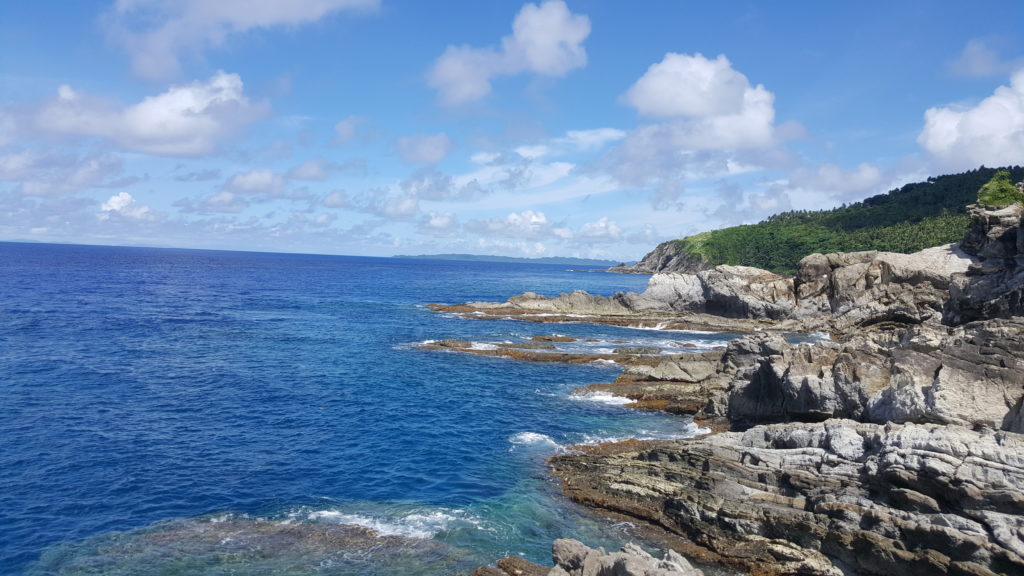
(548, 539, 703, 576)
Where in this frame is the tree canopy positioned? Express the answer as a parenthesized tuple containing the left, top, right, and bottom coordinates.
(672, 166, 1024, 275)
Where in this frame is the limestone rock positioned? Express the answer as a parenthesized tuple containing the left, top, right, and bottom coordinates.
(960, 203, 1024, 260)
(794, 245, 975, 331)
(551, 421, 1024, 576)
(608, 241, 709, 275)
(549, 539, 703, 576)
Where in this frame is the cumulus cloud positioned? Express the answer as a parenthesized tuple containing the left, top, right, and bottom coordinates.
(399, 169, 456, 200)
(225, 169, 286, 195)
(287, 158, 329, 181)
(948, 39, 1020, 78)
(347, 188, 420, 219)
(333, 115, 366, 145)
(599, 52, 786, 209)
(396, 133, 453, 165)
(323, 190, 348, 208)
(576, 217, 621, 242)
(36, 71, 267, 156)
(465, 209, 555, 239)
(788, 162, 882, 198)
(99, 192, 154, 220)
(0, 150, 129, 196)
(427, 0, 590, 105)
(108, 0, 380, 79)
(622, 53, 776, 149)
(418, 211, 460, 237)
(918, 69, 1024, 170)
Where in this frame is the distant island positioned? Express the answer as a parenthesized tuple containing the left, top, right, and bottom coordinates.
(394, 253, 623, 267)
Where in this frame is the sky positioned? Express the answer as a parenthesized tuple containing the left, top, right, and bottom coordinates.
(2, 1, 1024, 261)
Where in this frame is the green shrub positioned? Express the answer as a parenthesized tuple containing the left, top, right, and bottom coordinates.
(666, 166, 1024, 275)
(977, 170, 1022, 207)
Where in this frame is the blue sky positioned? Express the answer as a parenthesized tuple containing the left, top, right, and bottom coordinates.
(2, 1, 1024, 260)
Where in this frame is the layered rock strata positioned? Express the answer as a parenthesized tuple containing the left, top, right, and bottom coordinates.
(439, 203, 1024, 576)
(607, 240, 709, 275)
(434, 244, 975, 336)
(550, 421, 1024, 576)
(471, 539, 704, 576)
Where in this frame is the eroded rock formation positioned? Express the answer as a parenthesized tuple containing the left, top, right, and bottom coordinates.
(443, 202, 1024, 576)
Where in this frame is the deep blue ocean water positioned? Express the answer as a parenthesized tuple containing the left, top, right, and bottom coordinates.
(0, 242, 739, 576)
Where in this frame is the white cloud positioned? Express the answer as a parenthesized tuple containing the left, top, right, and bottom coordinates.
(598, 52, 785, 209)
(427, 0, 590, 105)
(576, 217, 621, 242)
(558, 128, 626, 151)
(99, 192, 153, 220)
(515, 144, 548, 159)
(333, 115, 365, 145)
(625, 53, 748, 118)
(465, 209, 557, 239)
(323, 190, 348, 208)
(226, 169, 286, 195)
(948, 39, 1019, 78)
(396, 133, 452, 165)
(788, 162, 882, 197)
(399, 169, 460, 201)
(348, 188, 420, 219)
(918, 69, 1024, 170)
(287, 158, 329, 181)
(382, 195, 419, 218)
(622, 53, 776, 150)
(0, 150, 129, 196)
(36, 71, 267, 156)
(418, 211, 460, 236)
(109, 0, 380, 79)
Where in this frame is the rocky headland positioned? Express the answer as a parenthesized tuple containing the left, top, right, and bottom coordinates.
(436, 202, 1024, 576)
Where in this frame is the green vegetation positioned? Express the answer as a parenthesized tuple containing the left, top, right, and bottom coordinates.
(674, 166, 1024, 275)
(977, 170, 1023, 206)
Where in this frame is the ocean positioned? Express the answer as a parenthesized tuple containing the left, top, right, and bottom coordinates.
(0, 242, 735, 576)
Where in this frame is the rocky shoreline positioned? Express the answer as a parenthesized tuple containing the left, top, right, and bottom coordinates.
(432, 203, 1024, 576)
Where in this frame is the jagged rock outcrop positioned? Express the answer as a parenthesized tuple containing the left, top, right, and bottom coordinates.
(794, 245, 975, 331)
(608, 241, 708, 274)
(472, 540, 704, 576)
(945, 203, 1024, 325)
(551, 421, 1024, 576)
(960, 202, 1024, 260)
(721, 319, 1024, 432)
(445, 266, 797, 322)
(441, 244, 973, 334)
(549, 203, 1024, 576)
(434, 202, 1024, 576)
(548, 539, 704, 576)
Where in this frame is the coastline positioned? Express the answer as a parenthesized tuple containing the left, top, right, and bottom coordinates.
(425, 202, 1024, 576)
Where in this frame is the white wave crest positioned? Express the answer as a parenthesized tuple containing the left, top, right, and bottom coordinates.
(570, 391, 633, 406)
(305, 508, 482, 539)
(508, 432, 565, 452)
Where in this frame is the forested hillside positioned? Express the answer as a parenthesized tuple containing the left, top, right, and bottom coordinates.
(669, 166, 1024, 275)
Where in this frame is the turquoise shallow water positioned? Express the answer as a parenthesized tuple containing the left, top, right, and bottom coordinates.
(0, 242, 738, 575)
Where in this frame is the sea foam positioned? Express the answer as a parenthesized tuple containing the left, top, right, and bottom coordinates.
(569, 391, 633, 406)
